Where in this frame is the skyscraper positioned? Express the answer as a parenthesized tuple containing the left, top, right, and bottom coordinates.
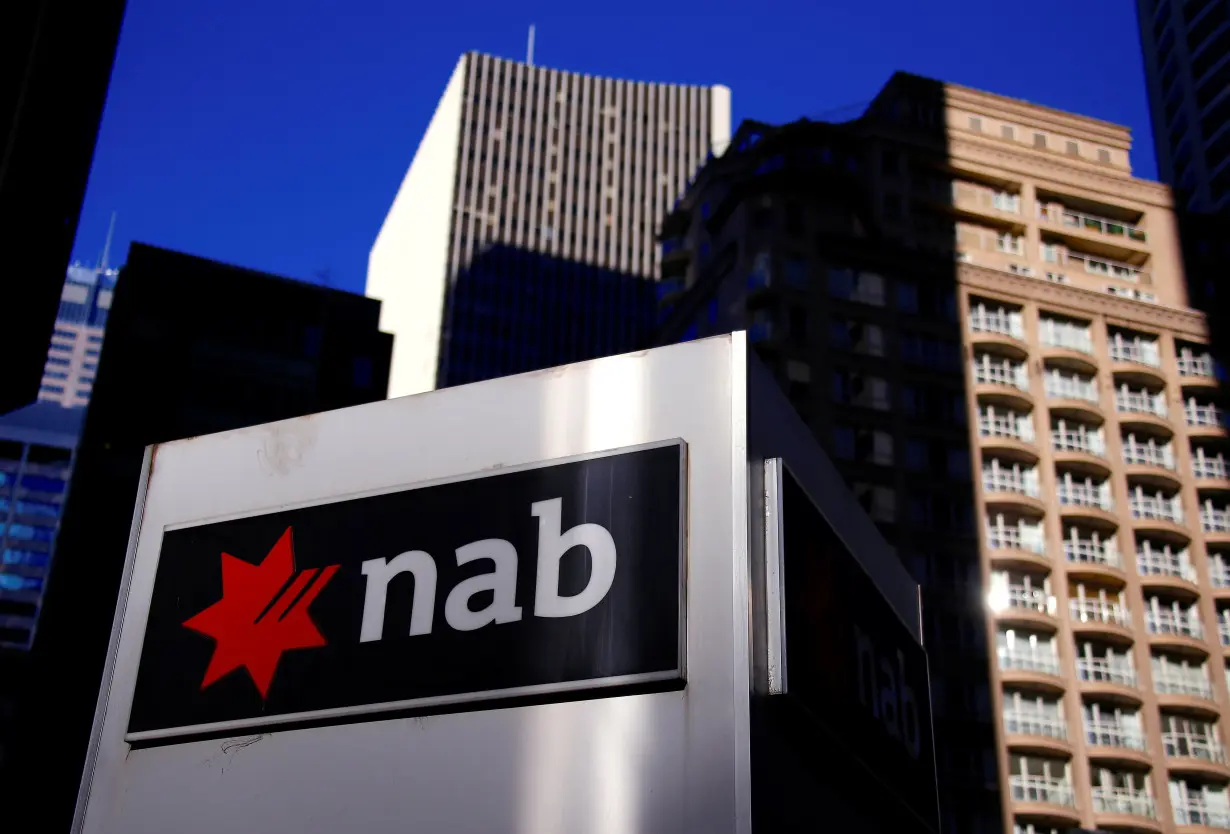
(368, 51, 730, 396)
(37, 263, 118, 408)
(660, 72, 1227, 834)
(1136, 0, 1230, 211)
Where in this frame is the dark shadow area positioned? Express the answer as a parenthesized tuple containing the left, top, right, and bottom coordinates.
(1177, 210, 1230, 371)
(652, 74, 1001, 833)
(1, 243, 393, 833)
(437, 243, 659, 388)
(1, 0, 128, 413)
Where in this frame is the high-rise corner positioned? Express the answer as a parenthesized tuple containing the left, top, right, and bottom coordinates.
(654, 70, 1228, 834)
(1135, 0, 1230, 211)
(367, 51, 731, 397)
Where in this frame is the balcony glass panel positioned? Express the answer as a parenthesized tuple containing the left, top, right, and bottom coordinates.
(1038, 317, 1093, 354)
(1116, 386, 1167, 417)
(1046, 370, 1097, 402)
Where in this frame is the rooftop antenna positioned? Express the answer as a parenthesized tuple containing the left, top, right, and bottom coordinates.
(526, 24, 535, 66)
(98, 211, 117, 270)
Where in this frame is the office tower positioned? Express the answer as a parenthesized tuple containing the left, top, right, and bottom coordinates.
(1136, 0, 1230, 211)
(38, 263, 119, 408)
(659, 72, 1228, 834)
(2, 0, 128, 413)
(1, 243, 393, 830)
(368, 51, 731, 396)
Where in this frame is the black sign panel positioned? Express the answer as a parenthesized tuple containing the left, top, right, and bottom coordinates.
(128, 442, 685, 740)
(779, 466, 939, 832)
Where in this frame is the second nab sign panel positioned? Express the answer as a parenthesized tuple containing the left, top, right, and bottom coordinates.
(127, 441, 686, 741)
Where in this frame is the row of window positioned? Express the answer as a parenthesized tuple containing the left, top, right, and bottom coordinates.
(965, 115, 1114, 164)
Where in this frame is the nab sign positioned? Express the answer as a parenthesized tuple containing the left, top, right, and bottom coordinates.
(127, 442, 685, 741)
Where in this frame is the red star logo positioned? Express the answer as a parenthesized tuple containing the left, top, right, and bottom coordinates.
(183, 527, 339, 699)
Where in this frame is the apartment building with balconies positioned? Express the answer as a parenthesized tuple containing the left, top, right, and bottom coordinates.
(653, 71, 1225, 834)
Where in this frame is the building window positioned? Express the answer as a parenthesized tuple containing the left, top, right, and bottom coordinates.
(969, 116, 982, 132)
(896, 281, 919, 313)
(1097, 148, 1111, 164)
(1033, 132, 1047, 148)
(45, 356, 69, 367)
(41, 384, 65, 395)
(832, 425, 856, 459)
(905, 439, 928, 471)
(1040, 242, 1060, 262)
(1001, 124, 1015, 140)
(1066, 140, 1079, 155)
(43, 370, 68, 381)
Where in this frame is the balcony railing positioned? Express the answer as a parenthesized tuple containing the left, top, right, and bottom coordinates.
(1004, 708, 1067, 740)
(1163, 732, 1227, 764)
(997, 583, 1053, 615)
(1041, 205, 1148, 244)
(1116, 388, 1167, 417)
(1092, 786, 1156, 819)
(984, 466, 1040, 497)
(974, 357, 1029, 390)
(1068, 251, 1146, 282)
(1053, 427, 1104, 456)
(1154, 667, 1214, 700)
(1065, 536, 1120, 568)
(1179, 353, 1216, 378)
(1109, 338, 1161, 367)
(1221, 620, 1230, 647)
(1039, 319, 1093, 354)
(1058, 481, 1113, 511)
(970, 308, 1024, 339)
(1122, 438, 1174, 469)
(1203, 504, 1230, 534)
(1071, 598, 1130, 627)
(1000, 646, 1061, 676)
(1146, 607, 1203, 639)
(1077, 655, 1135, 686)
(986, 520, 1046, 554)
(1194, 454, 1229, 480)
(1086, 718, 1147, 750)
(1046, 372, 1098, 403)
(1211, 561, 1230, 589)
(980, 410, 1034, 443)
(1137, 548, 1195, 582)
(1010, 774, 1075, 807)
(1174, 801, 1230, 830)
(1187, 402, 1228, 428)
(1130, 493, 1183, 524)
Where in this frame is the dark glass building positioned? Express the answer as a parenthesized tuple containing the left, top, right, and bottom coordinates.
(2, 243, 392, 831)
(2, 0, 128, 413)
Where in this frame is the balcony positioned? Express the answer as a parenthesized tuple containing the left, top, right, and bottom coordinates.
(1203, 503, 1230, 537)
(1130, 491, 1185, 531)
(1116, 387, 1168, 425)
(979, 407, 1036, 458)
(1004, 707, 1068, 746)
(1211, 559, 1230, 591)
(1053, 424, 1105, 458)
(1178, 350, 1219, 384)
(1085, 718, 1147, 755)
(1058, 476, 1115, 522)
(1039, 317, 1093, 355)
(983, 462, 1039, 496)
(969, 305, 1024, 341)
(1155, 666, 1216, 701)
(1195, 452, 1230, 482)
(1163, 731, 1227, 765)
(1137, 544, 1196, 586)
(1046, 370, 1099, 404)
(1010, 774, 1076, 809)
(1122, 437, 1175, 470)
(1000, 645, 1061, 677)
(974, 356, 1030, 407)
(990, 578, 1056, 628)
(1091, 786, 1156, 820)
(1064, 533, 1121, 575)
(1040, 204, 1147, 244)
(1173, 800, 1230, 830)
(1067, 251, 1147, 283)
(953, 181, 1021, 216)
(1146, 606, 1203, 641)
(1186, 402, 1228, 434)
(1221, 619, 1230, 648)
(1071, 598, 1131, 634)
(1109, 335, 1161, 369)
(1077, 655, 1137, 690)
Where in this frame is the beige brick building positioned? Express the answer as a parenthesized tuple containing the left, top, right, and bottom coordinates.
(658, 73, 1228, 833)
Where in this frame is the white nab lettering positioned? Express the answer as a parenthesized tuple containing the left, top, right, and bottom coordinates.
(531, 497, 617, 618)
(359, 551, 437, 642)
(444, 539, 523, 631)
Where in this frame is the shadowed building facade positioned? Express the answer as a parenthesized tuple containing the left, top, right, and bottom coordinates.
(368, 51, 730, 394)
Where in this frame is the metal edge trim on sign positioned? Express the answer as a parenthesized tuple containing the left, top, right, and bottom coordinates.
(124, 437, 691, 744)
(160, 437, 688, 533)
(73, 445, 157, 834)
(125, 670, 685, 744)
(762, 458, 787, 696)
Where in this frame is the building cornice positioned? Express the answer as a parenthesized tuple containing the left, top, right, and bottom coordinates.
(958, 263, 1208, 338)
(947, 136, 1173, 207)
(943, 85, 1131, 149)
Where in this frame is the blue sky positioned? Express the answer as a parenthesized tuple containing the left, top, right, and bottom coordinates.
(73, 0, 1155, 296)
